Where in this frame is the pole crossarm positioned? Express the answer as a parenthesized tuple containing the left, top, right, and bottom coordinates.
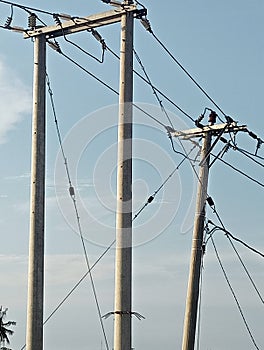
(24, 6, 146, 39)
(168, 122, 247, 139)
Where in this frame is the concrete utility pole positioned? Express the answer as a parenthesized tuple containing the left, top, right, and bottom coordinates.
(114, 0, 134, 349)
(181, 131, 211, 350)
(26, 34, 46, 350)
(170, 120, 247, 350)
(23, 4, 145, 350)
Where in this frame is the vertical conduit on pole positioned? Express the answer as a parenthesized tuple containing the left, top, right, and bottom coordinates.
(26, 33, 46, 350)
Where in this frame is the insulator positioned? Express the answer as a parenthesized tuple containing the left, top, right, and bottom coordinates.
(140, 18, 152, 32)
(28, 13, 37, 29)
(206, 197, 215, 207)
(225, 116, 234, 124)
(48, 41, 62, 53)
(208, 111, 217, 125)
(196, 114, 204, 123)
(53, 14, 62, 26)
(220, 137, 228, 143)
(148, 196, 154, 203)
(69, 186, 75, 197)
(4, 16, 12, 28)
(195, 120, 204, 129)
(91, 29, 102, 43)
(248, 131, 258, 140)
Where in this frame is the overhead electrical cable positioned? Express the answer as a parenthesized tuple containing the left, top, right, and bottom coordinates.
(46, 74, 110, 350)
(41, 70, 193, 338)
(52, 14, 106, 63)
(106, 44, 195, 122)
(19, 240, 115, 350)
(211, 154, 264, 189)
(205, 217, 264, 304)
(0, 0, 54, 15)
(133, 48, 174, 128)
(48, 40, 170, 129)
(139, 17, 227, 121)
(236, 147, 264, 161)
(210, 236, 260, 350)
(133, 143, 198, 221)
(235, 147, 264, 168)
(133, 47, 198, 158)
(226, 236, 264, 305)
(207, 221, 264, 259)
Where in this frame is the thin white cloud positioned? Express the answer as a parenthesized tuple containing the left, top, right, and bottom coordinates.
(4, 172, 31, 181)
(0, 59, 31, 144)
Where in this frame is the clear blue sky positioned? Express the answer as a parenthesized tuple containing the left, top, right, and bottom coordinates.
(0, 1, 263, 349)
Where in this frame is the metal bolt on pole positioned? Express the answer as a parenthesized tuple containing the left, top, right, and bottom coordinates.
(26, 34, 46, 350)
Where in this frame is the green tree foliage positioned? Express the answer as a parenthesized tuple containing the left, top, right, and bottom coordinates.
(0, 307, 16, 350)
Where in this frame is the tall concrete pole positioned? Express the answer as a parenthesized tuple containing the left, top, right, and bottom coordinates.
(182, 131, 212, 350)
(26, 34, 46, 350)
(114, 0, 134, 349)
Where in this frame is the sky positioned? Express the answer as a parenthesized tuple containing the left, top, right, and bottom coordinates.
(0, 1, 264, 349)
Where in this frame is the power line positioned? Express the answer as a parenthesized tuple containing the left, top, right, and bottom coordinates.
(210, 236, 260, 350)
(205, 216, 264, 304)
(235, 147, 264, 168)
(133, 47, 200, 158)
(211, 154, 264, 189)
(48, 40, 170, 129)
(236, 147, 264, 161)
(139, 17, 228, 121)
(46, 74, 110, 350)
(133, 48, 174, 128)
(207, 221, 264, 259)
(53, 14, 106, 63)
(0, 0, 53, 15)
(133, 143, 198, 221)
(42, 68, 191, 341)
(105, 44, 195, 122)
(226, 236, 264, 305)
(20, 241, 115, 350)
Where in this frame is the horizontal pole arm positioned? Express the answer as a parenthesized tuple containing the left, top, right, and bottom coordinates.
(24, 6, 146, 39)
(169, 122, 247, 139)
